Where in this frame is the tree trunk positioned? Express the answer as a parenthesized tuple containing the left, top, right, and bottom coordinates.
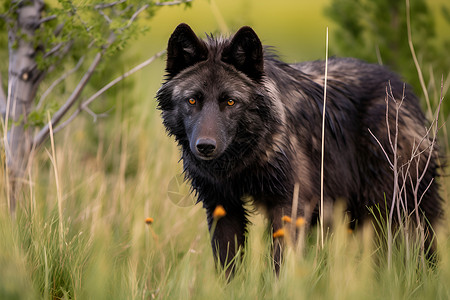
(5, 0, 45, 212)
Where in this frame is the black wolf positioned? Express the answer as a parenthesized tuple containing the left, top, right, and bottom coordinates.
(156, 23, 442, 274)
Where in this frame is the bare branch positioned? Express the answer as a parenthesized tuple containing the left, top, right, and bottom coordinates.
(37, 56, 85, 109)
(97, 9, 112, 24)
(368, 128, 393, 168)
(94, 0, 127, 9)
(84, 49, 165, 107)
(37, 15, 57, 26)
(84, 106, 108, 122)
(0, 73, 6, 116)
(385, 85, 393, 154)
(155, 0, 192, 6)
(418, 177, 434, 209)
(43, 43, 63, 58)
(417, 84, 442, 184)
(127, 4, 149, 28)
(52, 50, 165, 134)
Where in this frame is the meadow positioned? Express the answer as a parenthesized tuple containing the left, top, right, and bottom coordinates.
(1, 0, 450, 299)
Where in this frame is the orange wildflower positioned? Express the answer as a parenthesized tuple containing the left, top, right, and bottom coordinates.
(281, 216, 292, 223)
(295, 217, 306, 227)
(145, 217, 154, 225)
(213, 205, 226, 219)
(273, 228, 285, 238)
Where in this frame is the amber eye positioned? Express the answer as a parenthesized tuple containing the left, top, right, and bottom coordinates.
(188, 98, 196, 105)
(227, 99, 235, 106)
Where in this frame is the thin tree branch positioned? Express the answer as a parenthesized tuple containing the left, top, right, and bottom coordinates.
(43, 43, 63, 58)
(368, 128, 394, 169)
(52, 50, 165, 134)
(84, 106, 108, 122)
(97, 9, 112, 24)
(37, 15, 57, 26)
(82, 50, 165, 108)
(0, 73, 6, 116)
(155, 0, 192, 6)
(41, 40, 76, 84)
(94, 0, 127, 10)
(127, 4, 149, 28)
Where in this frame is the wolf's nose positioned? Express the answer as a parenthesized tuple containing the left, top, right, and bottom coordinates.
(196, 138, 217, 156)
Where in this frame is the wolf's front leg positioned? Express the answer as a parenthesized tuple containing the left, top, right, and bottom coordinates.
(206, 203, 248, 278)
(268, 202, 298, 274)
(270, 205, 286, 274)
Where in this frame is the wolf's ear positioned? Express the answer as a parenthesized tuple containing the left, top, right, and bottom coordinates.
(166, 23, 208, 78)
(222, 26, 264, 81)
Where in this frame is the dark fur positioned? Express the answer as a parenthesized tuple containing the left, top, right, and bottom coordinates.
(156, 24, 443, 274)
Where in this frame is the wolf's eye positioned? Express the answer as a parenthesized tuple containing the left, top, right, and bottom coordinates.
(188, 98, 196, 105)
(227, 99, 235, 106)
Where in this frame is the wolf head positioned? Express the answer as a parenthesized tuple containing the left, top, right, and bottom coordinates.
(157, 24, 272, 165)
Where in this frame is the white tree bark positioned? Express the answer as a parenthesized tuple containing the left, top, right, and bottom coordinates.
(5, 0, 46, 212)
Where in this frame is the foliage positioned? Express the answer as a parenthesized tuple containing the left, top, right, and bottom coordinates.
(325, 0, 450, 109)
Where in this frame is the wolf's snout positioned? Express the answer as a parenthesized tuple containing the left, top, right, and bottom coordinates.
(196, 138, 217, 157)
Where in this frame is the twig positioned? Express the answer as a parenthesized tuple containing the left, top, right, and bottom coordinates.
(52, 50, 165, 134)
(412, 75, 443, 226)
(83, 106, 109, 122)
(155, 0, 192, 6)
(126, 4, 149, 28)
(382, 83, 405, 270)
(43, 43, 63, 58)
(94, 0, 127, 9)
(97, 9, 112, 24)
(368, 128, 393, 168)
(0, 73, 6, 116)
(390, 87, 404, 225)
(417, 177, 434, 209)
(37, 15, 57, 26)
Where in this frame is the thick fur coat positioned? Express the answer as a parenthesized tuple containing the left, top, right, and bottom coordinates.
(156, 23, 442, 274)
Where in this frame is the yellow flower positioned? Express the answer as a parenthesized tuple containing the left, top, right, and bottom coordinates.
(273, 228, 285, 238)
(295, 217, 306, 227)
(281, 216, 292, 223)
(145, 217, 154, 225)
(213, 205, 226, 219)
